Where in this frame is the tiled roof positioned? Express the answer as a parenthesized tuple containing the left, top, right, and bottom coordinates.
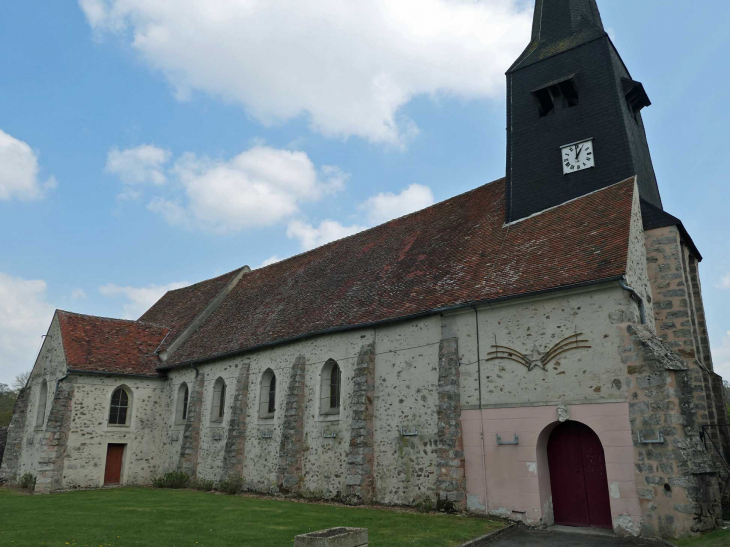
(139, 268, 241, 352)
(57, 311, 169, 377)
(163, 177, 636, 367)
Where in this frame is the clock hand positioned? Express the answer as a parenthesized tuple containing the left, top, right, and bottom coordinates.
(575, 145, 583, 160)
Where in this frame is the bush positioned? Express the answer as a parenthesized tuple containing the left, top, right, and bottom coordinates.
(216, 476, 243, 495)
(190, 478, 215, 492)
(414, 496, 435, 513)
(19, 473, 36, 491)
(152, 472, 190, 489)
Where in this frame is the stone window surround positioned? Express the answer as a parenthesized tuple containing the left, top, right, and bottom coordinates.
(107, 385, 133, 428)
(318, 359, 342, 418)
(34, 380, 48, 430)
(175, 382, 189, 426)
(258, 368, 277, 419)
(210, 377, 226, 424)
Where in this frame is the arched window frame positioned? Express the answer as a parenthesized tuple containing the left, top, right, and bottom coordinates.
(319, 360, 341, 416)
(175, 382, 189, 425)
(108, 386, 132, 426)
(35, 380, 48, 428)
(259, 369, 276, 418)
(210, 377, 226, 423)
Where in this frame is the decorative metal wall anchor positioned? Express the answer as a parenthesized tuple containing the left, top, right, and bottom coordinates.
(485, 333, 591, 371)
(496, 434, 519, 446)
(260, 429, 273, 439)
(323, 430, 337, 439)
(400, 425, 418, 437)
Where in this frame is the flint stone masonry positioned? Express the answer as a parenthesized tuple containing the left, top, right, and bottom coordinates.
(178, 372, 205, 476)
(294, 527, 368, 547)
(222, 362, 250, 479)
(344, 343, 375, 505)
(436, 337, 466, 510)
(35, 379, 75, 494)
(622, 323, 722, 537)
(278, 355, 307, 493)
(0, 387, 30, 483)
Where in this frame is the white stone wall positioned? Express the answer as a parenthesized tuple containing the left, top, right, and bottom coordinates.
(451, 284, 638, 410)
(8, 315, 67, 478)
(62, 375, 168, 489)
(625, 180, 656, 330)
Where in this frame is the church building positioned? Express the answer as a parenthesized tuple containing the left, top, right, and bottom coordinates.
(2, 0, 728, 539)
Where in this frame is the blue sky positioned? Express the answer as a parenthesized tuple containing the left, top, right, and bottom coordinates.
(1, 0, 729, 386)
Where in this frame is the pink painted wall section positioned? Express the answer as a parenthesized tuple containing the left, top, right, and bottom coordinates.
(462, 402, 642, 536)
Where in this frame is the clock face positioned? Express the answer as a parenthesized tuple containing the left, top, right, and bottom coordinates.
(562, 139, 595, 174)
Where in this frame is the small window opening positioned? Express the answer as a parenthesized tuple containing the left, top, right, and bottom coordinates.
(259, 369, 277, 418)
(320, 360, 342, 415)
(176, 383, 189, 424)
(109, 387, 130, 425)
(211, 378, 226, 423)
(533, 78, 579, 117)
(36, 380, 48, 427)
(268, 375, 276, 414)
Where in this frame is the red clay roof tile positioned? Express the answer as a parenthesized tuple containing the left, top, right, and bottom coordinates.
(57, 311, 169, 376)
(163, 177, 636, 367)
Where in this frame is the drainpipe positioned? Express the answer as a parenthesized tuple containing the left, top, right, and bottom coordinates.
(191, 364, 200, 378)
(55, 372, 70, 391)
(472, 306, 490, 515)
(618, 278, 646, 325)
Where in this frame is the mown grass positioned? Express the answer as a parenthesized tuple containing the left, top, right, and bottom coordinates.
(0, 487, 503, 547)
(675, 528, 730, 547)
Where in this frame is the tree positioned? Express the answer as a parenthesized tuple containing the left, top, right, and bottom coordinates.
(12, 371, 31, 392)
(0, 383, 16, 427)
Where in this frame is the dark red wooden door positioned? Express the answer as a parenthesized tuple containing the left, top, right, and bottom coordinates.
(104, 444, 125, 486)
(547, 422, 612, 529)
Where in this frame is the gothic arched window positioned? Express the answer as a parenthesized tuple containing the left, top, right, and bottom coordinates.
(176, 382, 189, 424)
(211, 378, 226, 423)
(259, 369, 276, 418)
(320, 359, 341, 415)
(36, 380, 48, 427)
(109, 387, 131, 426)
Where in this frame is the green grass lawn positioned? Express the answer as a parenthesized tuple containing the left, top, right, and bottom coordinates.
(0, 487, 504, 547)
(675, 528, 730, 547)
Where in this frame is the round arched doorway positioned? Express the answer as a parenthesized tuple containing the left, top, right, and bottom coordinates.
(547, 421, 612, 529)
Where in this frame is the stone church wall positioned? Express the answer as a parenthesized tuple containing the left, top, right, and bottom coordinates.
(0, 315, 68, 486)
(61, 375, 168, 489)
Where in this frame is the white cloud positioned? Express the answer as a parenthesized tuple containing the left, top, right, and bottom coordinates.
(148, 146, 345, 234)
(0, 273, 56, 385)
(71, 289, 87, 301)
(718, 273, 730, 290)
(78, 0, 532, 145)
(0, 129, 56, 201)
(260, 255, 282, 268)
(99, 281, 190, 319)
(712, 331, 730, 381)
(286, 220, 367, 252)
(360, 184, 435, 224)
(106, 144, 171, 186)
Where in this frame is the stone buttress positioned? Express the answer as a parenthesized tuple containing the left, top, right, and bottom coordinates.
(35, 379, 75, 494)
(277, 355, 307, 493)
(178, 371, 205, 476)
(344, 342, 376, 504)
(222, 362, 251, 479)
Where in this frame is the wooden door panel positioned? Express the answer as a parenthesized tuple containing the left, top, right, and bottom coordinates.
(548, 423, 590, 527)
(104, 444, 125, 486)
(580, 428, 613, 528)
(547, 422, 612, 529)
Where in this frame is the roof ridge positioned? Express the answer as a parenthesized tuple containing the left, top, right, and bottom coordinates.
(253, 177, 506, 274)
(57, 309, 170, 331)
(164, 267, 243, 294)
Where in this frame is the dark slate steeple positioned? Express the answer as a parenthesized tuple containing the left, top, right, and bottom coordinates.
(506, 0, 662, 222)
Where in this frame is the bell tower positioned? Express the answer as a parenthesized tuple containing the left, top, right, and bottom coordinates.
(506, 0, 662, 222)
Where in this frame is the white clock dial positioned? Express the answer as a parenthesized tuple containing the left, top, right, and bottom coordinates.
(562, 139, 595, 174)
